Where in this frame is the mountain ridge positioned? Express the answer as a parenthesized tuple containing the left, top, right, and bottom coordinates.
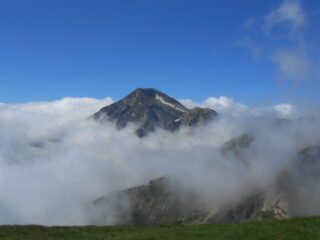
(92, 88, 217, 137)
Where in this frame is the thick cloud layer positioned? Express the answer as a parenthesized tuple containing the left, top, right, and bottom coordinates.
(0, 96, 319, 225)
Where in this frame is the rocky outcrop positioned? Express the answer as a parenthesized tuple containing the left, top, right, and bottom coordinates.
(279, 145, 320, 216)
(221, 133, 254, 166)
(91, 176, 290, 225)
(180, 107, 215, 127)
(291, 145, 320, 180)
(91, 177, 208, 225)
(92, 88, 217, 137)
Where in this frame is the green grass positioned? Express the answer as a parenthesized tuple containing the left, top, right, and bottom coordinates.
(1, 217, 320, 240)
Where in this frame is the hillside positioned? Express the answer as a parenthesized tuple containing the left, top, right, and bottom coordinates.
(1, 217, 320, 240)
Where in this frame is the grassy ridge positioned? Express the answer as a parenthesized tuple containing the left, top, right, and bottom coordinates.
(1, 217, 320, 240)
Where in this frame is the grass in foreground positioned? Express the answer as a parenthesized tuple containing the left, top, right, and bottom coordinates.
(1, 217, 320, 240)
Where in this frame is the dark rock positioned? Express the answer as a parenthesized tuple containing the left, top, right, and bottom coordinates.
(92, 88, 217, 137)
(293, 146, 320, 179)
(181, 107, 217, 127)
(91, 176, 289, 225)
(279, 145, 320, 190)
(277, 145, 320, 216)
(91, 176, 208, 225)
(221, 134, 254, 166)
(205, 193, 265, 224)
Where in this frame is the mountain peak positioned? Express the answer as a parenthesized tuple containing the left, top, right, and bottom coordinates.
(122, 88, 187, 112)
(92, 88, 217, 137)
(131, 88, 159, 96)
(127, 88, 158, 100)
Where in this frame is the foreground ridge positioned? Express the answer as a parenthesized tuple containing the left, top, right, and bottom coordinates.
(1, 217, 320, 240)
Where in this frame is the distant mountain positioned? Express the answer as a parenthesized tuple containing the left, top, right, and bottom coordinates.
(90, 175, 288, 225)
(92, 88, 217, 137)
(90, 177, 209, 225)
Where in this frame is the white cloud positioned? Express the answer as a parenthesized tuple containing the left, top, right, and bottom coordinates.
(180, 96, 295, 118)
(0, 96, 318, 226)
(272, 103, 295, 116)
(181, 96, 247, 114)
(265, 0, 306, 33)
(273, 49, 310, 81)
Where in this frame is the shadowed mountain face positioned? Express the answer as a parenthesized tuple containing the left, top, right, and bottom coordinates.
(90, 177, 209, 225)
(92, 88, 217, 137)
(90, 176, 288, 225)
(280, 145, 320, 216)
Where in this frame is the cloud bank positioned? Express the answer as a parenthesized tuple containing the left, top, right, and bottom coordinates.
(0, 96, 320, 225)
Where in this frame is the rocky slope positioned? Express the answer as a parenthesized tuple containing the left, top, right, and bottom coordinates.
(91, 177, 208, 225)
(92, 88, 217, 137)
(90, 175, 290, 225)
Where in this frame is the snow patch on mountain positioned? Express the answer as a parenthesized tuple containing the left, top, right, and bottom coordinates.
(155, 94, 187, 112)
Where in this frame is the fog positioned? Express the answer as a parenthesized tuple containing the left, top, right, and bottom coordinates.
(0, 96, 320, 225)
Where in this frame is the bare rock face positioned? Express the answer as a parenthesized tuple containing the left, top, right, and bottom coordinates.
(291, 146, 320, 180)
(279, 145, 320, 195)
(280, 145, 320, 216)
(92, 88, 217, 137)
(260, 191, 289, 219)
(221, 133, 255, 166)
(204, 193, 265, 224)
(90, 176, 290, 225)
(91, 177, 208, 225)
(180, 107, 216, 127)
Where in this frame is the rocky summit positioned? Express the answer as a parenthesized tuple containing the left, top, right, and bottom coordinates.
(92, 88, 217, 137)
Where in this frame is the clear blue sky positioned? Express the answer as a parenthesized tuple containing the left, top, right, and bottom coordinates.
(0, 0, 319, 105)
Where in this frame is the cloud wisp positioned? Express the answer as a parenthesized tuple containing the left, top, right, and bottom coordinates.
(265, 0, 306, 34)
(239, 0, 320, 84)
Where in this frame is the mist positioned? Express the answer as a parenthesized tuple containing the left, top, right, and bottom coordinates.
(0, 96, 320, 225)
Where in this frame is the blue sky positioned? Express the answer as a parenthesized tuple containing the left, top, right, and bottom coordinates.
(0, 0, 319, 105)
